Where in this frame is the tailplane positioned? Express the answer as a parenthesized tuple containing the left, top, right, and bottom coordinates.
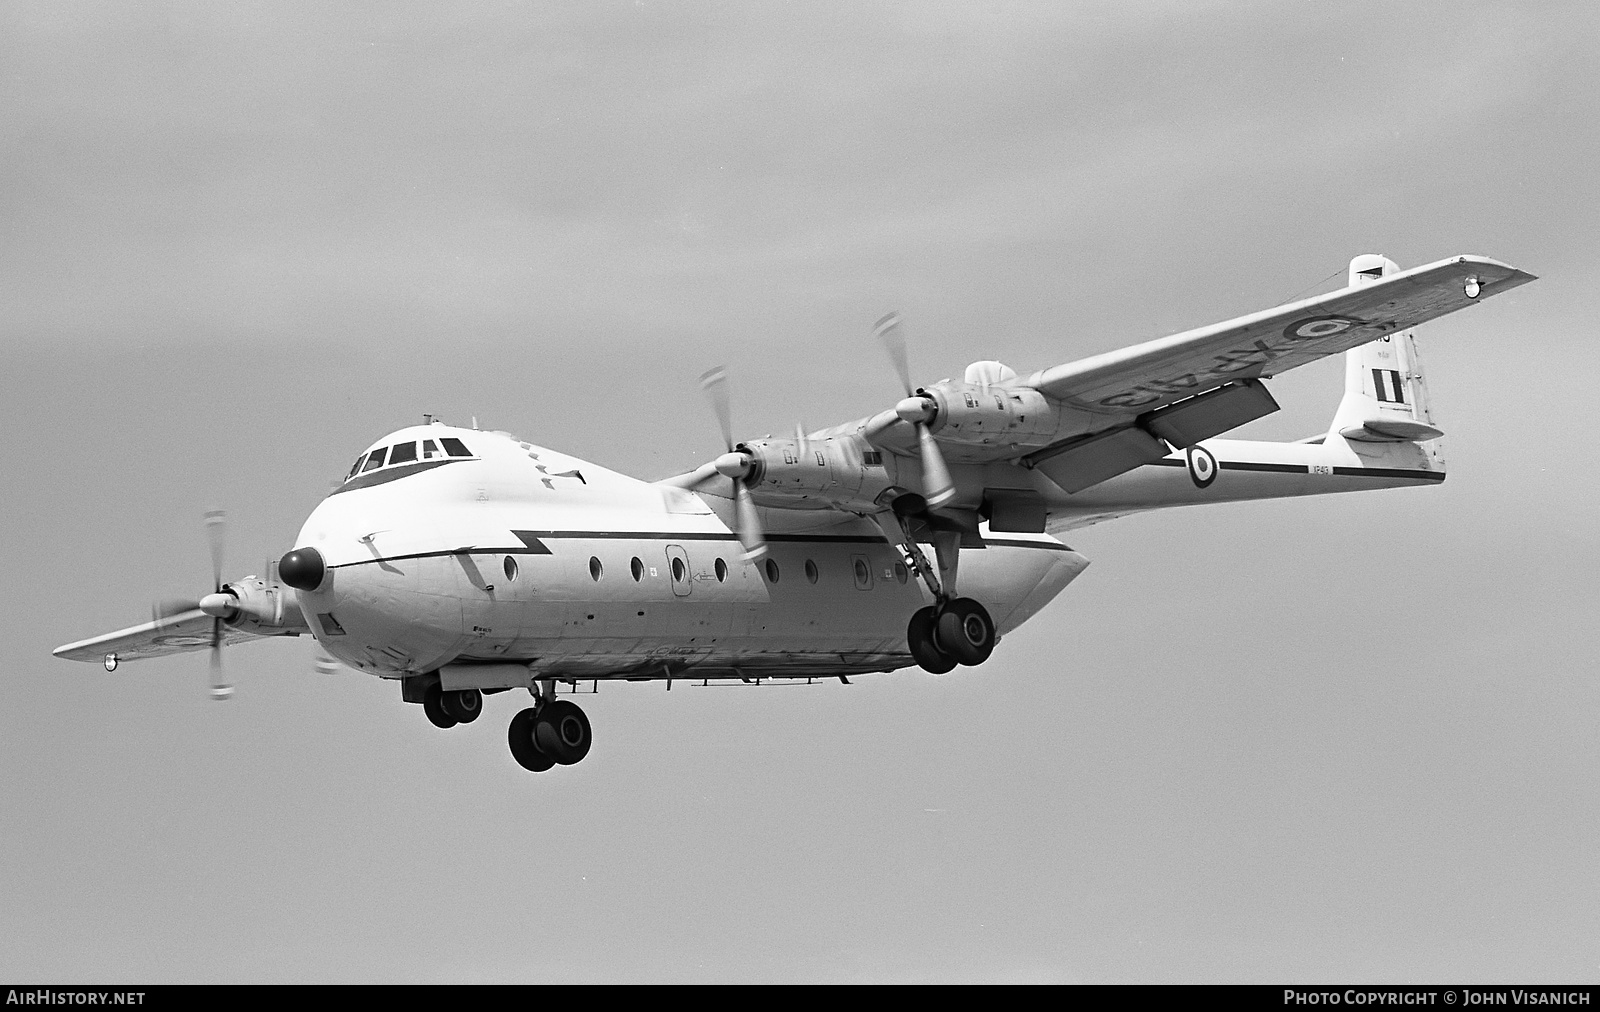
(1328, 255, 1446, 455)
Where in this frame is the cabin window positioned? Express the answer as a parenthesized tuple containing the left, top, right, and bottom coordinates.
(894, 562, 909, 584)
(441, 437, 473, 457)
(804, 559, 818, 584)
(852, 555, 874, 591)
(714, 558, 728, 582)
(590, 557, 604, 581)
(421, 439, 440, 459)
(361, 448, 387, 472)
(764, 559, 780, 583)
(670, 557, 685, 582)
(503, 556, 518, 582)
(389, 441, 418, 464)
(631, 557, 644, 581)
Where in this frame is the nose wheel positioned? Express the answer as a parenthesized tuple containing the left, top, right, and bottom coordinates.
(508, 699, 593, 772)
(907, 597, 995, 672)
(423, 685, 482, 728)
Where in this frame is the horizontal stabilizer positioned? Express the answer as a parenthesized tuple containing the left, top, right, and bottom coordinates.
(1340, 418, 1444, 442)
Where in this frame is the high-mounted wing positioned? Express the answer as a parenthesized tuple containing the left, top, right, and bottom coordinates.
(665, 254, 1534, 513)
(1023, 255, 1533, 411)
(53, 607, 289, 664)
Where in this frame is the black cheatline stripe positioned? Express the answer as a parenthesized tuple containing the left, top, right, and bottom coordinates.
(1145, 458, 1443, 480)
(326, 530, 1074, 569)
(329, 457, 465, 495)
(507, 530, 884, 544)
(510, 532, 554, 553)
(1222, 461, 1308, 474)
(1332, 466, 1444, 481)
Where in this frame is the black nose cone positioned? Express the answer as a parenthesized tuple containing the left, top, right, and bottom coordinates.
(278, 547, 326, 591)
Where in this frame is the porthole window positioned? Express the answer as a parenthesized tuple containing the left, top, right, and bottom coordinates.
(894, 562, 909, 584)
(631, 557, 643, 581)
(503, 556, 519, 582)
(671, 557, 685, 582)
(589, 556, 603, 581)
(715, 558, 728, 582)
(804, 559, 818, 584)
(765, 558, 780, 583)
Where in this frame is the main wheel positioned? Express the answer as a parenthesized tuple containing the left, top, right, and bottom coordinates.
(423, 684, 458, 728)
(935, 597, 996, 666)
(441, 688, 482, 724)
(534, 700, 593, 766)
(508, 707, 555, 772)
(907, 605, 957, 674)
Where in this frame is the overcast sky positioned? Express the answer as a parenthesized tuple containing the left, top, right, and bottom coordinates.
(3, 1, 1597, 983)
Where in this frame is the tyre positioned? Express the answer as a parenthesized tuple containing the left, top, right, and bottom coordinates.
(935, 597, 995, 666)
(508, 707, 555, 772)
(907, 605, 956, 674)
(533, 700, 593, 765)
(441, 688, 482, 724)
(423, 684, 458, 728)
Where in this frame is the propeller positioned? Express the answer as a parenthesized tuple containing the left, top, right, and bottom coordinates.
(201, 510, 233, 700)
(873, 312, 955, 508)
(696, 366, 767, 562)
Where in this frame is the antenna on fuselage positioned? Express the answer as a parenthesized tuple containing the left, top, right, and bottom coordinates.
(471, 416, 479, 430)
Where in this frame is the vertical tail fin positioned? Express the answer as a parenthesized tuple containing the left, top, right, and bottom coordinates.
(1328, 255, 1446, 450)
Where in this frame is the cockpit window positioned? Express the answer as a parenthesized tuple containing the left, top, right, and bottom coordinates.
(361, 447, 387, 472)
(441, 437, 473, 458)
(388, 441, 418, 464)
(421, 439, 440, 459)
(347, 456, 365, 479)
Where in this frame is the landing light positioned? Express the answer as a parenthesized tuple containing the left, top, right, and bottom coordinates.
(1464, 276, 1481, 299)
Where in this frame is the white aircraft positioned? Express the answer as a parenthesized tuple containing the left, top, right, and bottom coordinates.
(55, 254, 1534, 772)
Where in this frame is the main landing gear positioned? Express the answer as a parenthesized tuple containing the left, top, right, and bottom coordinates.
(907, 597, 996, 673)
(508, 698, 593, 772)
(874, 501, 998, 674)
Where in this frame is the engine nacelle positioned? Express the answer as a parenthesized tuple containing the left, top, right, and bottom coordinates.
(927, 383, 1056, 450)
(742, 434, 901, 512)
(219, 576, 311, 635)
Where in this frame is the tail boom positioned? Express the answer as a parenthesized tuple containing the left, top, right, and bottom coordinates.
(1044, 435, 1443, 530)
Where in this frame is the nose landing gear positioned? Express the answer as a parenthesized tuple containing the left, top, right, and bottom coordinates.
(423, 685, 482, 728)
(508, 697, 593, 773)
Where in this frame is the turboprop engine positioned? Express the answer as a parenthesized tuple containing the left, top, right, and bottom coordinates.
(917, 382, 1057, 450)
(734, 434, 901, 512)
(199, 575, 309, 636)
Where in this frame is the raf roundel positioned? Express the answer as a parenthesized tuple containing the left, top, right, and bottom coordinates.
(1284, 315, 1364, 341)
(1187, 445, 1218, 488)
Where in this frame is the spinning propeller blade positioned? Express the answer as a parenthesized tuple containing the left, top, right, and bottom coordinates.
(696, 366, 767, 561)
(699, 366, 735, 452)
(874, 313, 955, 508)
(203, 510, 233, 700)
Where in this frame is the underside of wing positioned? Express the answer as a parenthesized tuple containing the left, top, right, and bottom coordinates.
(1025, 255, 1534, 413)
(52, 608, 269, 664)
